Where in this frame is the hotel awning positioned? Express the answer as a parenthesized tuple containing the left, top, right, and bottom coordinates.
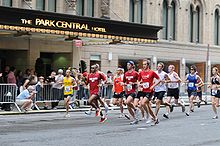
(0, 6, 162, 43)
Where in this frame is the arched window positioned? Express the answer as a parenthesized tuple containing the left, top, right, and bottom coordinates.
(162, 0, 168, 39)
(76, 0, 84, 16)
(214, 9, 219, 45)
(189, 5, 194, 42)
(170, 1, 176, 40)
(87, 0, 94, 17)
(195, 6, 200, 43)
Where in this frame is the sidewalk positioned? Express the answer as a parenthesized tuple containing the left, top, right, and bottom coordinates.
(0, 95, 212, 115)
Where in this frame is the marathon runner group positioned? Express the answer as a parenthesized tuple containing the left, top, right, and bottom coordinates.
(63, 59, 220, 125)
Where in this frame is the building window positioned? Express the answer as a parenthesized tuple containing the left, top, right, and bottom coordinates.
(129, 0, 143, 23)
(170, 1, 176, 40)
(87, 0, 94, 17)
(129, 0, 135, 22)
(214, 9, 219, 45)
(189, 5, 194, 42)
(2, 0, 12, 7)
(36, 0, 45, 11)
(162, 0, 168, 40)
(48, 0, 56, 12)
(76, 0, 84, 16)
(195, 6, 200, 43)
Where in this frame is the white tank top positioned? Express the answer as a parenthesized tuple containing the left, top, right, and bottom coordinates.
(168, 72, 179, 89)
(154, 71, 167, 92)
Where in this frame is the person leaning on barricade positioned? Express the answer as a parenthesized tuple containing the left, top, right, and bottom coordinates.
(16, 86, 37, 112)
(35, 76, 49, 110)
(20, 75, 38, 93)
(51, 69, 64, 110)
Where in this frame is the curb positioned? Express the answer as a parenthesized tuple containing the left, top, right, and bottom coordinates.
(0, 102, 212, 116)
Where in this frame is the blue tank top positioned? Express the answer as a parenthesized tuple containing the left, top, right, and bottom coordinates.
(187, 74, 197, 91)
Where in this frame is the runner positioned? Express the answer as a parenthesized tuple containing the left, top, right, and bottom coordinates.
(85, 64, 109, 116)
(63, 70, 77, 118)
(209, 67, 220, 119)
(137, 69, 147, 121)
(185, 65, 203, 116)
(163, 65, 185, 119)
(123, 61, 139, 125)
(139, 59, 160, 125)
(154, 62, 173, 117)
(87, 64, 107, 123)
(112, 68, 129, 119)
(96, 64, 109, 116)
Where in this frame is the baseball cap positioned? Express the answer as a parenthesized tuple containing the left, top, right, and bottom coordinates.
(127, 61, 134, 66)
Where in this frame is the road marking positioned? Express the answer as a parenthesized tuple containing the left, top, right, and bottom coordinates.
(137, 127, 147, 130)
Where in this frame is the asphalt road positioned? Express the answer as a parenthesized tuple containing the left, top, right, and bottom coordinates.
(0, 105, 220, 146)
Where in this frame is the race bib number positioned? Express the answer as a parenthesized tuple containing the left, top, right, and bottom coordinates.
(143, 82, 149, 89)
(65, 86, 71, 92)
(127, 84, 132, 91)
(188, 82, 194, 88)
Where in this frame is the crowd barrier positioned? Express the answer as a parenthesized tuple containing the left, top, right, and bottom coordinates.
(0, 84, 21, 112)
(0, 82, 213, 113)
(34, 84, 80, 110)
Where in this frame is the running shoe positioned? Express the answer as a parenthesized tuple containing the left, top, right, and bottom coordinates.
(151, 119, 159, 126)
(85, 110, 92, 116)
(64, 113, 70, 118)
(130, 119, 138, 125)
(185, 112, 189, 116)
(212, 116, 218, 119)
(204, 100, 208, 105)
(119, 114, 124, 118)
(163, 114, 169, 119)
(190, 109, 194, 112)
(146, 119, 153, 124)
(170, 104, 175, 112)
(99, 117, 107, 123)
(197, 102, 201, 108)
(124, 114, 130, 120)
(95, 109, 100, 117)
(182, 105, 186, 112)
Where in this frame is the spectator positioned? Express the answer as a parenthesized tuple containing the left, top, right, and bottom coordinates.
(46, 71, 56, 84)
(30, 69, 38, 83)
(23, 69, 31, 79)
(51, 69, 64, 109)
(35, 76, 49, 110)
(0, 72, 4, 83)
(20, 75, 38, 92)
(16, 70, 24, 94)
(2, 66, 10, 83)
(7, 66, 16, 84)
(105, 70, 114, 105)
(16, 86, 36, 111)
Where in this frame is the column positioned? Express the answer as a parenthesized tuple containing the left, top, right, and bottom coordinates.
(72, 41, 82, 68)
(180, 58, 186, 93)
(56, 0, 64, 13)
(151, 56, 157, 71)
(27, 38, 40, 69)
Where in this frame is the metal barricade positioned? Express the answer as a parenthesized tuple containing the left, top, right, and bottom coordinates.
(0, 84, 21, 112)
(35, 84, 80, 110)
(34, 84, 64, 110)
